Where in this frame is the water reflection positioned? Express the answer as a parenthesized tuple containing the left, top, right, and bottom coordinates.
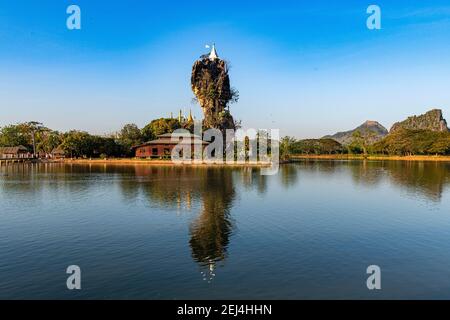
(279, 163, 299, 188)
(383, 161, 450, 202)
(2, 161, 450, 211)
(289, 160, 450, 202)
(125, 166, 238, 280)
(1, 160, 450, 285)
(189, 169, 235, 281)
(131, 166, 237, 280)
(241, 167, 268, 194)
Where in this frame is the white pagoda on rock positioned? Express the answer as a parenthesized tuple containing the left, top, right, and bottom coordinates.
(209, 44, 218, 61)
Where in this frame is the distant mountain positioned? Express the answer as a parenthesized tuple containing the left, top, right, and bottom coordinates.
(323, 121, 388, 145)
(390, 109, 449, 133)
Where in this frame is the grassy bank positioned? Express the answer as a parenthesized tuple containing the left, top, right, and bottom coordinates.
(290, 154, 450, 162)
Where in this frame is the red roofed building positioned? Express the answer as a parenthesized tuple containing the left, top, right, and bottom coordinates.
(133, 133, 208, 159)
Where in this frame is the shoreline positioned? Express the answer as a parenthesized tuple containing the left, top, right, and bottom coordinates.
(61, 158, 272, 167)
(4, 156, 450, 166)
(290, 154, 450, 162)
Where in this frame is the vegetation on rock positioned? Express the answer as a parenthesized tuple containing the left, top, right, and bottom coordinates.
(191, 56, 238, 131)
(390, 109, 449, 133)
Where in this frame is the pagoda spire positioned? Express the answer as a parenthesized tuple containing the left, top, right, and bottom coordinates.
(209, 43, 219, 61)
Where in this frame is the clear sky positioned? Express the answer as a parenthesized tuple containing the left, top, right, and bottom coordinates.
(1, 0, 450, 138)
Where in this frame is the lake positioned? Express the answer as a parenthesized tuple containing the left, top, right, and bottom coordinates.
(1, 160, 450, 299)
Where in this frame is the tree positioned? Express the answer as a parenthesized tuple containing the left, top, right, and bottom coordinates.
(290, 139, 343, 155)
(20, 121, 45, 156)
(61, 130, 95, 158)
(349, 130, 367, 155)
(60, 130, 123, 158)
(373, 128, 450, 155)
(141, 118, 181, 141)
(0, 124, 30, 148)
(318, 139, 344, 154)
(117, 123, 143, 156)
(429, 136, 450, 155)
(119, 124, 142, 144)
(93, 135, 122, 158)
(37, 130, 62, 154)
(280, 136, 297, 160)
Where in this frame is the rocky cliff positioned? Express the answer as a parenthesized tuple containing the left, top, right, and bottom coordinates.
(191, 52, 236, 131)
(390, 109, 449, 133)
(323, 120, 388, 145)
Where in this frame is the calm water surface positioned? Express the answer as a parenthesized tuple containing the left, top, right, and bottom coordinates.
(1, 161, 450, 299)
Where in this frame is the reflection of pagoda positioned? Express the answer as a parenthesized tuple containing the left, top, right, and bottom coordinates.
(189, 169, 235, 282)
(200, 260, 217, 283)
(119, 166, 237, 281)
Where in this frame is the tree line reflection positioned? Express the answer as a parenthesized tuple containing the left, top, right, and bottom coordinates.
(291, 160, 450, 201)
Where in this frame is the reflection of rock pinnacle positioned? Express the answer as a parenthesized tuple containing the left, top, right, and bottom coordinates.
(189, 169, 235, 281)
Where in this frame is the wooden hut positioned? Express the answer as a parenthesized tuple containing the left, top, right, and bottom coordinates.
(51, 147, 66, 159)
(0, 146, 30, 159)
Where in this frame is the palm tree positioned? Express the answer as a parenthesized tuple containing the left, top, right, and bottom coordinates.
(280, 136, 296, 161)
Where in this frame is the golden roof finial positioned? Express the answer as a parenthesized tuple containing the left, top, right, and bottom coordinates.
(188, 109, 193, 122)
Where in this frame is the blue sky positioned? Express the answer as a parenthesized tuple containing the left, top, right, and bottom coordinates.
(1, 0, 450, 138)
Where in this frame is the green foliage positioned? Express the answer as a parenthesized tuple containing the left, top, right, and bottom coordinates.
(291, 138, 344, 155)
(60, 131, 121, 158)
(93, 136, 123, 157)
(141, 118, 181, 141)
(0, 124, 30, 148)
(0, 122, 66, 155)
(429, 136, 450, 154)
(347, 130, 378, 155)
(119, 124, 142, 143)
(280, 136, 297, 160)
(36, 130, 62, 154)
(373, 128, 450, 155)
(206, 84, 217, 100)
(349, 130, 364, 153)
(274, 131, 450, 157)
(3, 118, 447, 159)
(279, 137, 344, 158)
(0, 118, 180, 159)
(20, 121, 45, 154)
(60, 131, 94, 158)
(117, 123, 143, 156)
(229, 87, 240, 105)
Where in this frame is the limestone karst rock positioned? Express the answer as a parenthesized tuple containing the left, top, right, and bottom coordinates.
(323, 120, 389, 145)
(390, 109, 449, 133)
(191, 46, 237, 131)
